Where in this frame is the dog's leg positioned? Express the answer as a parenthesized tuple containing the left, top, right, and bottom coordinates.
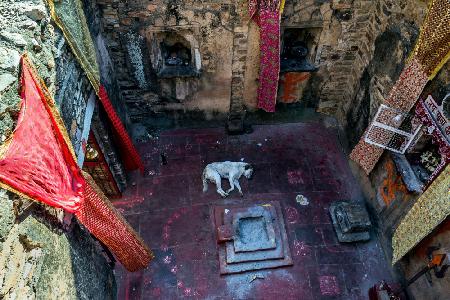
(213, 173, 228, 197)
(234, 179, 243, 196)
(226, 175, 236, 194)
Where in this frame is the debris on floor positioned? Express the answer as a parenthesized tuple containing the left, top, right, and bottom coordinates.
(296, 194, 309, 206)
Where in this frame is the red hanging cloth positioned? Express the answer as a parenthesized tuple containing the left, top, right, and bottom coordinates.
(98, 86, 144, 173)
(0, 56, 152, 271)
(0, 56, 85, 212)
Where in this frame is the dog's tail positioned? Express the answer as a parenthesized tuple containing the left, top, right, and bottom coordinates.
(202, 169, 208, 193)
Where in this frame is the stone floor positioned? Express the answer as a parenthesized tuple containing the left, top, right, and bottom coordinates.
(113, 122, 393, 299)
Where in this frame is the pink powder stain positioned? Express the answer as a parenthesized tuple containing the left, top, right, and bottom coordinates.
(160, 208, 200, 296)
(163, 255, 172, 264)
(162, 226, 170, 240)
(177, 281, 184, 289)
(170, 265, 178, 274)
(287, 170, 305, 185)
(285, 206, 299, 224)
(143, 277, 152, 286)
(163, 144, 175, 152)
(319, 276, 340, 296)
(113, 196, 144, 209)
(293, 240, 312, 257)
(151, 287, 161, 297)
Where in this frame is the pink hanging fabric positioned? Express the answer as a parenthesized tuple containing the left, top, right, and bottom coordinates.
(250, 0, 282, 112)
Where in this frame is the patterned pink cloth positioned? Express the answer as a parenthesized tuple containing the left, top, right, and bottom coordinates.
(350, 58, 428, 174)
(250, 0, 282, 112)
(257, 8, 281, 112)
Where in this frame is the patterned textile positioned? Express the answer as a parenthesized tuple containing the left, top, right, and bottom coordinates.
(349, 59, 428, 174)
(77, 171, 153, 272)
(250, 0, 283, 112)
(0, 56, 85, 212)
(392, 165, 450, 264)
(385, 57, 429, 111)
(0, 56, 152, 271)
(46, 0, 144, 172)
(257, 8, 281, 112)
(249, 0, 258, 19)
(350, 0, 450, 174)
(98, 86, 144, 172)
(249, 0, 286, 19)
(415, 100, 450, 184)
(412, 0, 450, 79)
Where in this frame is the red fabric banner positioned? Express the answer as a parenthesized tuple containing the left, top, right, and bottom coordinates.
(0, 57, 85, 212)
(98, 86, 144, 173)
(76, 171, 153, 272)
(0, 56, 152, 271)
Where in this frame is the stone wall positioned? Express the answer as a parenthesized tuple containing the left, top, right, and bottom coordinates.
(97, 0, 242, 126)
(0, 1, 116, 298)
(0, 192, 116, 300)
(93, 0, 431, 130)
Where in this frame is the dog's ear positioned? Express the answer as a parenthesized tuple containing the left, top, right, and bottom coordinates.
(244, 164, 252, 170)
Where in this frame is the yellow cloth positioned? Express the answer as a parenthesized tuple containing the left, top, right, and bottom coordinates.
(46, 0, 100, 92)
(392, 165, 450, 264)
(280, 0, 286, 14)
(411, 0, 450, 79)
(350, 0, 450, 174)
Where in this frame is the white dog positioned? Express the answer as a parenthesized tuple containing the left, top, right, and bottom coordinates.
(202, 161, 253, 197)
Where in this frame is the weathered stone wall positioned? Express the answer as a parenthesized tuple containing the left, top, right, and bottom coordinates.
(264, 0, 425, 121)
(94, 0, 431, 131)
(97, 0, 243, 125)
(0, 192, 116, 300)
(0, 1, 116, 298)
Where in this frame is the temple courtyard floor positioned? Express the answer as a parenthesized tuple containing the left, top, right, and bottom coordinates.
(113, 122, 393, 299)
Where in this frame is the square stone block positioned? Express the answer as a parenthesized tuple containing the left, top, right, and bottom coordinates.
(214, 201, 293, 274)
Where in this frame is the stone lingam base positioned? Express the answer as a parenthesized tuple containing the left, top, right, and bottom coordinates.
(329, 201, 372, 243)
(213, 201, 293, 275)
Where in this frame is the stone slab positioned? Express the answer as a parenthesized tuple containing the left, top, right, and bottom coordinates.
(225, 205, 284, 264)
(215, 201, 293, 274)
(329, 201, 371, 243)
(229, 206, 277, 252)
